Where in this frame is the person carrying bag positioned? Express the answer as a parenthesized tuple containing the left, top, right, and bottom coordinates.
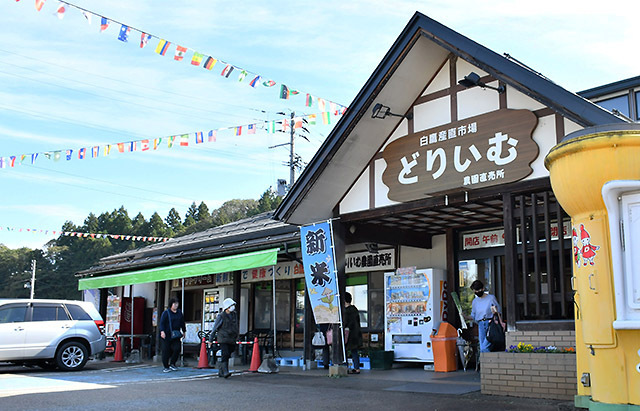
(208, 298, 238, 378)
(159, 298, 186, 373)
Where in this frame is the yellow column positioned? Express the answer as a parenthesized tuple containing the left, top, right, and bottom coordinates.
(545, 125, 640, 409)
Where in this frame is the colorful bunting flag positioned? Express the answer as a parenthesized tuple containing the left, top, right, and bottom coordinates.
(140, 33, 151, 48)
(322, 111, 331, 125)
(318, 98, 327, 111)
(78, 148, 86, 159)
(305, 94, 314, 107)
(35, 0, 46, 12)
(0, 158, 5, 169)
(56, 2, 65, 19)
(203, 56, 216, 70)
(129, 141, 137, 152)
(191, 52, 204, 66)
(249, 75, 261, 88)
(153, 138, 162, 149)
(91, 146, 99, 158)
(174, 45, 187, 61)
(20, 154, 26, 164)
(247, 124, 256, 134)
(263, 80, 276, 87)
(155, 39, 170, 56)
(104, 145, 111, 156)
(208, 130, 216, 142)
(82, 11, 92, 24)
(238, 70, 248, 82)
(118, 25, 130, 42)
(180, 135, 189, 146)
(290, 89, 300, 96)
(9, 156, 16, 167)
(280, 84, 290, 99)
(221, 64, 234, 78)
(100, 17, 109, 32)
(307, 114, 317, 125)
(235, 126, 242, 136)
(141, 139, 150, 151)
(269, 121, 277, 133)
(294, 118, 303, 129)
(117, 143, 125, 153)
(31, 153, 38, 164)
(167, 136, 176, 148)
(195, 132, 203, 144)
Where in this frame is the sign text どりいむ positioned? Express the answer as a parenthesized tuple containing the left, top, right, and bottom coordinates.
(381, 109, 538, 202)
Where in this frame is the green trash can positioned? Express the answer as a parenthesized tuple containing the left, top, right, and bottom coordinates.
(370, 350, 394, 370)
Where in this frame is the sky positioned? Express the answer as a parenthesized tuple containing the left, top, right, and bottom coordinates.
(0, 0, 637, 250)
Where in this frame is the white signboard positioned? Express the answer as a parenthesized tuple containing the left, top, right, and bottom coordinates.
(345, 249, 395, 273)
(240, 260, 305, 283)
(462, 221, 571, 250)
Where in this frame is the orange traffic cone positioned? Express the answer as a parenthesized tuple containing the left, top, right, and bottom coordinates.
(113, 336, 124, 362)
(249, 337, 260, 372)
(197, 337, 210, 369)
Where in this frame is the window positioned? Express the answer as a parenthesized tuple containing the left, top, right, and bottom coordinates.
(596, 95, 630, 118)
(254, 282, 291, 331)
(368, 272, 385, 331)
(636, 92, 640, 120)
(32, 305, 68, 321)
(0, 305, 27, 323)
(65, 304, 91, 321)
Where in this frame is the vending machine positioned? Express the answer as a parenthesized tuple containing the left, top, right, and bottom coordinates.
(384, 268, 447, 362)
(202, 289, 221, 333)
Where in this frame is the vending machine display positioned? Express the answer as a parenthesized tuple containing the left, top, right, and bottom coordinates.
(105, 295, 121, 337)
(202, 289, 221, 332)
(384, 268, 446, 362)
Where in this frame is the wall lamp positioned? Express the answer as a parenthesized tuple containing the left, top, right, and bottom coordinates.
(458, 72, 505, 93)
(371, 103, 413, 120)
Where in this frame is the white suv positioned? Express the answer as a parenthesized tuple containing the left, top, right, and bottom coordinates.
(0, 299, 106, 371)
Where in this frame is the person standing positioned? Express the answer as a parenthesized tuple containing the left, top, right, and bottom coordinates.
(470, 280, 501, 353)
(344, 292, 363, 374)
(209, 298, 238, 378)
(159, 298, 186, 373)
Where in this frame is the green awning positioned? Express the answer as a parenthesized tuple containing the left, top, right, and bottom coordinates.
(78, 248, 279, 290)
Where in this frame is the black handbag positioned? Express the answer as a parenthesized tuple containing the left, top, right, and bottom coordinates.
(168, 310, 183, 340)
(486, 312, 505, 352)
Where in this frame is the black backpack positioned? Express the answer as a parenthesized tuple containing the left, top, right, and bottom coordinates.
(486, 312, 505, 352)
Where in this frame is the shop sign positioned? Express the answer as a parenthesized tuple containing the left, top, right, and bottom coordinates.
(241, 261, 305, 283)
(462, 221, 571, 250)
(381, 109, 538, 202)
(345, 249, 395, 273)
(300, 221, 341, 324)
(172, 274, 216, 288)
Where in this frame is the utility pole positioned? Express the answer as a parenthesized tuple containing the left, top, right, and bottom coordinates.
(289, 111, 295, 186)
(30, 259, 36, 299)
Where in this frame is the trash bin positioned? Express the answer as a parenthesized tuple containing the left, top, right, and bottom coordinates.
(430, 322, 458, 372)
(370, 350, 394, 370)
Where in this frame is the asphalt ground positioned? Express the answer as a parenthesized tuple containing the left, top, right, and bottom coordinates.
(0, 361, 574, 410)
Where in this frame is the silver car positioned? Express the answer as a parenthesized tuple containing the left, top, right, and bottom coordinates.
(0, 299, 106, 371)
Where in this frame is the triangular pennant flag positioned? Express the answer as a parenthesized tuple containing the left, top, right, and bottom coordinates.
(167, 136, 176, 148)
(249, 75, 261, 88)
(55, 2, 65, 19)
(104, 145, 111, 156)
(238, 70, 248, 82)
(100, 17, 109, 32)
(140, 33, 151, 48)
(35, 0, 46, 12)
(31, 153, 38, 164)
(305, 94, 314, 107)
(280, 84, 290, 100)
(20, 154, 26, 164)
(9, 156, 16, 167)
(153, 138, 162, 149)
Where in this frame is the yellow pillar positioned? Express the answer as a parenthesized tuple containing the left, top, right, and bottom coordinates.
(545, 125, 640, 410)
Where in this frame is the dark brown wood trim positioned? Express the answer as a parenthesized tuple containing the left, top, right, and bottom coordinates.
(414, 74, 496, 105)
(530, 193, 541, 315)
(346, 222, 432, 249)
(502, 192, 517, 330)
(543, 192, 554, 316)
(369, 161, 375, 210)
(557, 202, 567, 317)
(515, 320, 574, 331)
(534, 107, 555, 118)
(555, 113, 565, 143)
(449, 55, 458, 122)
(518, 195, 529, 317)
(499, 82, 507, 109)
(445, 228, 457, 327)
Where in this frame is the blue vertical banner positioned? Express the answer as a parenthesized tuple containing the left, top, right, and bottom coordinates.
(300, 221, 340, 324)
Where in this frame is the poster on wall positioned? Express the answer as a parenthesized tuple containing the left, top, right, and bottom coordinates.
(299, 221, 340, 324)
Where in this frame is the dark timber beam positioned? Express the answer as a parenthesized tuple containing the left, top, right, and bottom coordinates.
(345, 222, 432, 249)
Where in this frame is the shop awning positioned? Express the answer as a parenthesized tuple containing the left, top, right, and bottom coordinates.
(78, 248, 279, 290)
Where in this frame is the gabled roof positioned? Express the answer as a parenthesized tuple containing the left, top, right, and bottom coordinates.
(579, 75, 640, 100)
(78, 212, 299, 277)
(275, 12, 625, 225)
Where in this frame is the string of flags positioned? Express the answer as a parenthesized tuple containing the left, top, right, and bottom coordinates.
(17, 0, 347, 113)
(0, 109, 345, 169)
(0, 226, 170, 242)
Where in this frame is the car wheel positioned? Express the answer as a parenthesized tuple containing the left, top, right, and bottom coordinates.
(55, 341, 88, 371)
(37, 360, 58, 370)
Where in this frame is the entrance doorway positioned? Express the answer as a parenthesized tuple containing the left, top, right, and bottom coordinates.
(456, 252, 505, 320)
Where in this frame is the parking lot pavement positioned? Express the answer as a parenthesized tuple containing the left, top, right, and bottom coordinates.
(0, 361, 233, 398)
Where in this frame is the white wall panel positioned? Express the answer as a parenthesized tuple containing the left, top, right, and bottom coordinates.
(399, 235, 446, 270)
(413, 96, 451, 132)
(423, 60, 450, 95)
(457, 82, 500, 120)
(506, 87, 545, 111)
(525, 114, 555, 180)
(340, 167, 370, 214)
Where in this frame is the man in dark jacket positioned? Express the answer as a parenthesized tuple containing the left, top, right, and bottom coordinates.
(344, 292, 363, 374)
(159, 298, 186, 373)
(209, 298, 238, 378)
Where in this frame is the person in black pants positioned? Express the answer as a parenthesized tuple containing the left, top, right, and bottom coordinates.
(159, 298, 186, 373)
(208, 298, 238, 378)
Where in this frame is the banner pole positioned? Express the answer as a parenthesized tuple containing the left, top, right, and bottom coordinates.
(272, 265, 276, 357)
